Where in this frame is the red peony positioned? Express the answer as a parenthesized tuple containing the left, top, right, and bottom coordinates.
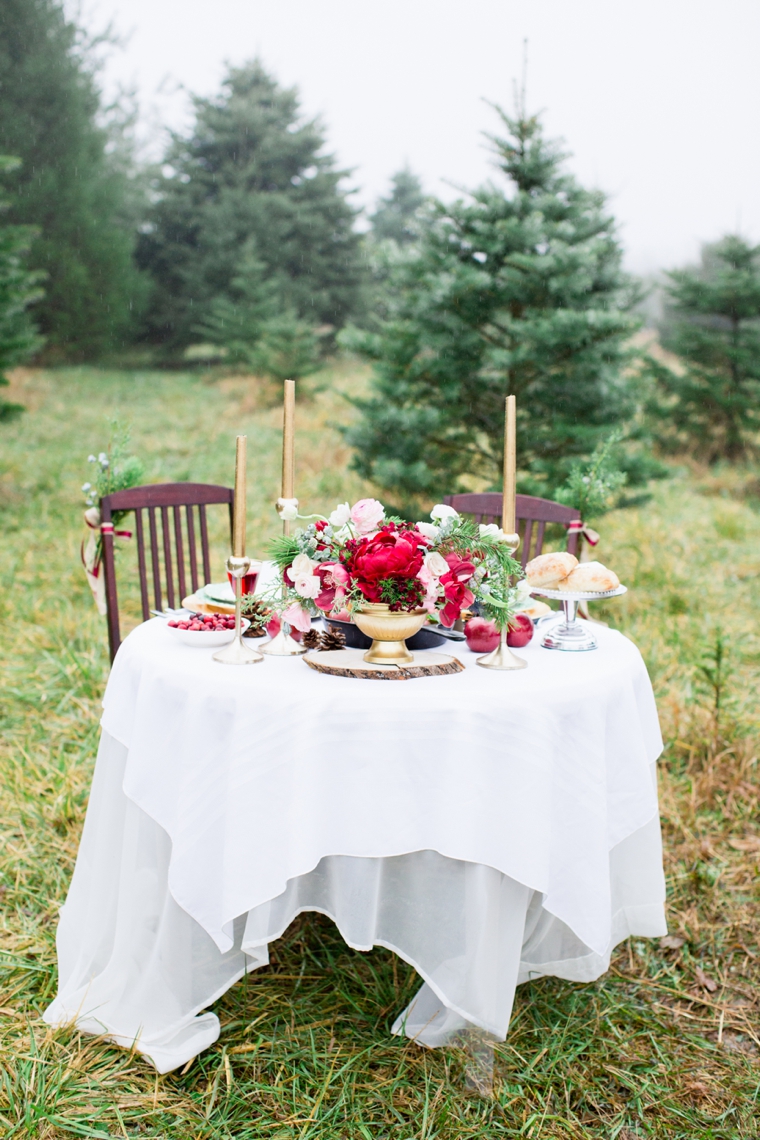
(346, 525, 427, 604)
(439, 553, 475, 627)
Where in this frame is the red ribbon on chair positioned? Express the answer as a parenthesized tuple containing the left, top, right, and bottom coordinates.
(81, 512, 132, 596)
(567, 519, 600, 547)
(99, 521, 133, 539)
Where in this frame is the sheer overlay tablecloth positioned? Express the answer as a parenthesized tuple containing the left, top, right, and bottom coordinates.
(44, 618, 666, 1072)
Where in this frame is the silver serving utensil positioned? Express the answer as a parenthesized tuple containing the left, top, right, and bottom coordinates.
(435, 627, 466, 641)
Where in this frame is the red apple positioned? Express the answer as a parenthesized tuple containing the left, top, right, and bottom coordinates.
(265, 613, 303, 642)
(507, 612, 534, 647)
(464, 616, 500, 653)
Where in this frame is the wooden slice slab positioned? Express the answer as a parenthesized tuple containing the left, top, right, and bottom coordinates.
(304, 648, 465, 680)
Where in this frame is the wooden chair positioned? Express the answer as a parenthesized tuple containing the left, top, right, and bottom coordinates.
(442, 493, 581, 568)
(100, 483, 234, 663)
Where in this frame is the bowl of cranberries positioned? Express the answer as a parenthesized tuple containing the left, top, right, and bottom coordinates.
(166, 612, 251, 647)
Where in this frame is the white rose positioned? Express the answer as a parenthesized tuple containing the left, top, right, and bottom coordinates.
(479, 523, 507, 541)
(329, 502, 351, 528)
(286, 552, 318, 583)
(416, 522, 440, 540)
(430, 503, 459, 522)
(424, 551, 449, 578)
(276, 497, 299, 521)
(294, 574, 321, 599)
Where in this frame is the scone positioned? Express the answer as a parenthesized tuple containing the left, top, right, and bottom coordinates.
(525, 551, 578, 587)
(558, 561, 620, 593)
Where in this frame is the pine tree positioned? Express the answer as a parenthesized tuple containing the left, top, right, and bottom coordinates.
(0, 158, 44, 420)
(370, 168, 425, 245)
(0, 0, 148, 357)
(342, 106, 643, 510)
(138, 61, 366, 350)
(193, 247, 321, 381)
(194, 246, 323, 383)
(649, 235, 760, 462)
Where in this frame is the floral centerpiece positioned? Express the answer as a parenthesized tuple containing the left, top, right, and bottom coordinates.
(266, 498, 525, 659)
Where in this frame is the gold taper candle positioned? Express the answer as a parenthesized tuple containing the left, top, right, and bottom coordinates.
(282, 379, 295, 534)
(282, 379, 295, 496)
(232, 435, 247, 556)
(502, 394, 516, 533)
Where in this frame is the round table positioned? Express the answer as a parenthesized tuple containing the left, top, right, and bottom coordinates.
(44, 617, 666, 1073)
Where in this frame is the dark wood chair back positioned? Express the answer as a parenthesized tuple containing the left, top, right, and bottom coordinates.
(100, 482, 234, 662)
(443, 493, 580, 567)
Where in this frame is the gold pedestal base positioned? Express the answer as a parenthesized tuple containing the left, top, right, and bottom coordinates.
(260, 628, 307, 656)
(476, 628, 528, 671)
(363, 638, 414, 666)
(213, 636, 264, 665)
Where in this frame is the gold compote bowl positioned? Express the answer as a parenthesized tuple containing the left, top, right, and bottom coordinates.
(353, 604, 428, 666)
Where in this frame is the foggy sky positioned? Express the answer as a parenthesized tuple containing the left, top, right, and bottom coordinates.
(80, 0, 760, 274)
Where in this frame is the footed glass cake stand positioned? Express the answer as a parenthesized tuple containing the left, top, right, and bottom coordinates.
(529, 584, 627, 651)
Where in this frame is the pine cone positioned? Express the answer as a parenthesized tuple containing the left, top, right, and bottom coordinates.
(302, 628, 321, 650)
(240, 596, 271, 637)
(319, 627, 347, 652)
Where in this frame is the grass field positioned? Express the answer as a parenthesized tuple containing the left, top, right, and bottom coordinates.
(1, 363, 759, 1139)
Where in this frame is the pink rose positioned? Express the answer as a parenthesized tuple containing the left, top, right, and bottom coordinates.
(416, 563, 441, 612)
(282, 603, 312, 633)
(350, 498, 385, 536)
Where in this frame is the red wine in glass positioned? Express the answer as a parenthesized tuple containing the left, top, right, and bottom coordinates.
(228, 561, 260, 596)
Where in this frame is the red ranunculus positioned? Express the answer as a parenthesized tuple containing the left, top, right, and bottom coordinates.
(439, 554, 476, 627)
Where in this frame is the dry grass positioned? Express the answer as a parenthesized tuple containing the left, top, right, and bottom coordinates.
(0, 365, 759, 1138)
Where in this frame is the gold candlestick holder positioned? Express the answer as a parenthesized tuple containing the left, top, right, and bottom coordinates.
(260, 623, 307, 656)
(476, 531, 528, 671)
(213, 556, 264, 665)
(476, 624, 528, 671)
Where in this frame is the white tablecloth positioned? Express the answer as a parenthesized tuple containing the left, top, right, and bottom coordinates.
(44, 618, 666, 1072)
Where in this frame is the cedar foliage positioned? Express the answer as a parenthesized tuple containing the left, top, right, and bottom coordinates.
(343, 105, 643, 509)
(0, 0, 147, 357)
(137, 61, 366, 352)
(649, 235, 760, 462)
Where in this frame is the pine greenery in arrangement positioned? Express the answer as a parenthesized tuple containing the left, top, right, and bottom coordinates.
(0, 0, 148, 357)
(648, 235, 760, 462)
(342, 102, 644, 512)
(138, 61, 367, 356)
(0, 157, 44, 421)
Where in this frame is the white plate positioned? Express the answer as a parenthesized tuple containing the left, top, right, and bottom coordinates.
(200, 581, 236, 604)
(167, 618, 250, 647)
